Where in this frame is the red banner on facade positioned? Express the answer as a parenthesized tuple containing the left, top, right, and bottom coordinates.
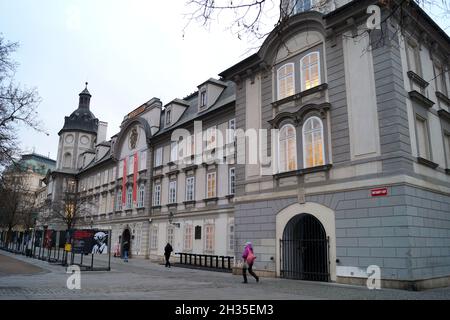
(122, 158, 127, 204)
(133, 152, 138, 202)
(371, 187, 388, 197)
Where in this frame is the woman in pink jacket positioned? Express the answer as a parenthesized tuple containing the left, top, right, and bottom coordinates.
(241, 242, 259, 283)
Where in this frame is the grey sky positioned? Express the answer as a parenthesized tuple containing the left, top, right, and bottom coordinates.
(0, 0, 448, 161)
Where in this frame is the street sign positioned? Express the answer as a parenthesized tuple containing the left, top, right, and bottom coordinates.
(371, 187, 388, 197)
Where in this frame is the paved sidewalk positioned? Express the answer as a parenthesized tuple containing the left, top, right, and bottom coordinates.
(1, 251, 450, 300)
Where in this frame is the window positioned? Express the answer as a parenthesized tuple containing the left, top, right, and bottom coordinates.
(153, 184, 161, 206)
(303, 117, 325, 168)
(63, 153, 72, 168)
(151, 227, 158, 249)
(200, 90, 207, 108)
(228, 118, 236, 144)
(301, 52, 320, 91)
(435, 64, 448, 95)
(207, 172, 216, 198)
(137, 184, 145, 208)
(166, 109, 171, 125)
(184, 225, 193, 251)
(116, 190, 122, 211)
(416, 116, 430, 160)
(170, 141, 178, 162)
(118, 160, 123, 178)
(228, 223, 235, 252)
(169, 180, 177, 204)
(111, 167, 116, 182)
(204, 224, 215, 252)
(277, 63, 295, 100)
(407, 41, 421, 76)
(188, 135, 196, 157)
(103, 170, 108, 185)
(444, 133, 450, 168)
(155, 147, 163, 167)
(167, 226, 174, 245)
(279, 124, 297, 172)
(206, 126, 217, 150)
(185, 176, 195, 201)
(140, 150, 147, 171)
(292, 0, 311, 14)
(128, 155, 134, 175)
(126, 186, 133, 209)
(229, 167, 235, 195)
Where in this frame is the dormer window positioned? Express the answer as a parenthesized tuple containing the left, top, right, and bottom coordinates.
(166, 109, 171, 125)
(200, 90, 207, 108)
(292, 0, 312, 14)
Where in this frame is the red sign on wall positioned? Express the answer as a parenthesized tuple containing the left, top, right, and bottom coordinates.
(371, 187, 388, 197)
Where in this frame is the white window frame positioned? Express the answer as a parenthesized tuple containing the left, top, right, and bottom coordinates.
(278, 124, 297, 172)
(155, 147, 163, 167)
(415, 115, 431, 160)
(170, 141, 178, 162)
(169, 180, 177, 204)
(204, 224, 215, 253)
(184, 224, 193, 251)
(153, 184, 161, 206)
(185, 176, 195, 201)
(151, 227, 158, 249)
(207, 172, 217, 198)
(302, 116, 325, 169)
(137, 184, 145, 208)
(167, 226, 175, 245)
(126, 186, 133, 209)
(227, 118, 236, 144)
(229, 167, 235, 195)
(128, 155, 134, 175)
(140, 150, 147, 171)
(200, 90, 207, 108)
(277, 63, 295, 100)
(116, 190, 122, 211)
(300, 51, 321, 92)
(166, 109, 171, 125)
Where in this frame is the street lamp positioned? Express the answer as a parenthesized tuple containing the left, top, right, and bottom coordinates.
(168, 211, 180, 228)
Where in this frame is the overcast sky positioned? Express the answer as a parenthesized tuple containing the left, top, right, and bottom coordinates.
(0, 0, 448, 161)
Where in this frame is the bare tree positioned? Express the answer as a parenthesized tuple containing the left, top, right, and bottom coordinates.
(0, 35, 46, 169)
(183, 0, 449, 44)
(0, 169, 36, 244)
(40, 183, 96, 232)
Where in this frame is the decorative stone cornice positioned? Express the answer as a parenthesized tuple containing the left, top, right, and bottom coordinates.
(269, 102, 331, 128)
(271, 83, 328, 108)
(407, 71, 429, 88)
(408, 91, 435, 109)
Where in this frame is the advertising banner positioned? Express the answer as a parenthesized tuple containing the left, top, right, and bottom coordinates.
(71, 229, 109, 255)
(43, 230, 56, 249)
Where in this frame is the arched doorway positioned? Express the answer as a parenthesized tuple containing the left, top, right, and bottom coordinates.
(281, 213, 329, 282)
(121, 229, 131, 258)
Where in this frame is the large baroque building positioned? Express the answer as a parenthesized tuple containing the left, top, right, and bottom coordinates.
(41, 0, 450, 290)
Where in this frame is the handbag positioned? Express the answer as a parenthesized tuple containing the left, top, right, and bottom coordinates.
(246, 250, 256, 265)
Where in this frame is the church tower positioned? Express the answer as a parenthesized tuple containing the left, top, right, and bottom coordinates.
(56, 83, 99, 171)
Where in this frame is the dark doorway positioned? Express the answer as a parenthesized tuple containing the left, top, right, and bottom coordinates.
(280, 214, 329, 282)
(121, 229, 131, 258)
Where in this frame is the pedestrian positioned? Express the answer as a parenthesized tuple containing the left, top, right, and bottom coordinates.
(123, 240, 129, 262)
(164, 242, 173, 268)
(241, 241, 259, 283)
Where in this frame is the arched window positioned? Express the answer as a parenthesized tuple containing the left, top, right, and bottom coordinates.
(277, 63, 295, 100)
(303, 116, 325, 168)
(63, 153, 72, 168)
(137, 184, 145, 208)
(300, 52, 321, 91)
(126, 186, 133, 209)
(279, 124, 297, 172)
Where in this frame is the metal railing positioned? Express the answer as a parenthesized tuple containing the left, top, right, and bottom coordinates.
(175, 252, 234, 271)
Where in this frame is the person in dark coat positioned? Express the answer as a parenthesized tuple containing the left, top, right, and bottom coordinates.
(164, 243, 173, 268)
(122, 240, 129, 262)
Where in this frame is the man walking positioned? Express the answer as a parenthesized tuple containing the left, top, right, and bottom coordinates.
(164, 242, 173, 268)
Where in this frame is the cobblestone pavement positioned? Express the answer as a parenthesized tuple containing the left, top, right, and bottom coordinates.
(1, 251, 450, 300)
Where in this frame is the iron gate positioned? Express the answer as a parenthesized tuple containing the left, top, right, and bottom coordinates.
(280, 213, 330, 282)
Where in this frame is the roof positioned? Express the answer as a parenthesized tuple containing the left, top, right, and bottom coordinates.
(154, 80, 236, 138)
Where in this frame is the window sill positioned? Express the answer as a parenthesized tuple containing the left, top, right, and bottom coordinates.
(417, 157, 439, 169)
(274, 164, 332, 179)
(153, 165, 164, 171)
(152, 174, 164, 180)
(203, 197, 218, 205)
(166, 169, 180, 177)
(151, 205, 162, 210)
(407, 71, 429, 88)
(225, 194, 235, 199)
(436, 91, 450, 106)
(183, 200, 196, 205)
(167, 203, 178, 208)
(124, 208, 133, 212)
(167, 161, 177, 167)
(438, 109, 450, 122)
(182, 164, 198, 172)
(408, 90, 435, 108)
(271, 83, 328, 108)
